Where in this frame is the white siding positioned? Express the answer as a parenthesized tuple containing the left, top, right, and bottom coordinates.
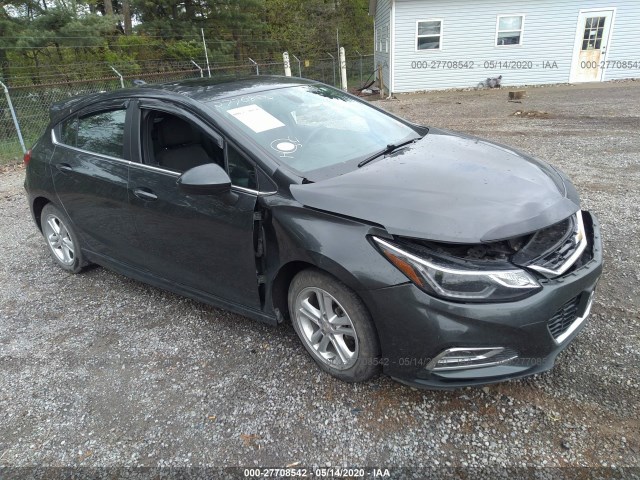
(392, 0, 640, 92)
(605, 3, 640, 81)
(374, 0, 392, 91)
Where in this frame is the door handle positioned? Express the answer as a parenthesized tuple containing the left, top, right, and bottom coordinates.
(56, 163, 73, 173)
(133, 188, 158, 201)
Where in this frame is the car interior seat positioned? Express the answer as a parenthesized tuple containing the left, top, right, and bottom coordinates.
(155, 116, 213, 172)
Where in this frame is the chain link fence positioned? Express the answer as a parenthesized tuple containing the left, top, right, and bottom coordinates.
(0, 54, 374, 164)
(293, 54, 375, 89)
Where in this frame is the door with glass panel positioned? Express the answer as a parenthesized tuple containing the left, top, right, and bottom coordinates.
(50, 101, 141, 264)
(570, 10, 614, 83)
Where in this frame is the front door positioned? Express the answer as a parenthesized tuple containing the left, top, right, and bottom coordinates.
(128, 165, 261, 309)
(128, 104, 262, 310)
(570, 10, 614, 83)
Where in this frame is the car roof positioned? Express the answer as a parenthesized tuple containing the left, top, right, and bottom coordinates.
(49, 75, 318, 123)
(140, 75, 318, 101)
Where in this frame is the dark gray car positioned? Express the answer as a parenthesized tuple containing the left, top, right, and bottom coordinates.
(24, 76, 603, 389)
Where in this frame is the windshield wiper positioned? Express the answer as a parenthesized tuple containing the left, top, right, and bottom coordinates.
(357, 138, 417, 168)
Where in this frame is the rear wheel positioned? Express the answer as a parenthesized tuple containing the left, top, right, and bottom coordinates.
(41, 203, 86, 274)
(288, 269, 381, 382)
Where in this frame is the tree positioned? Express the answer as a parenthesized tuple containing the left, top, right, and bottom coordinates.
(264, 0, 371, 59)
(0, 0, 373, 85)
(1, 1, 117, 83)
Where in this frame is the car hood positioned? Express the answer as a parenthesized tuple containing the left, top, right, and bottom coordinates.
(289, 128, 580, 243)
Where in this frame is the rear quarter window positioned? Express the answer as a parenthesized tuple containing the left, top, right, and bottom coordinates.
(60, 117, 79, 146)
(58, 109, 126, 159)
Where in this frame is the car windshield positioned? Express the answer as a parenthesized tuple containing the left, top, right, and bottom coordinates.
(208, 85, 423, 179)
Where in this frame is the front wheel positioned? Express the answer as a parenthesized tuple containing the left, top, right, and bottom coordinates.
(288, 269, 381, 382)
(41, 203, 86, 274)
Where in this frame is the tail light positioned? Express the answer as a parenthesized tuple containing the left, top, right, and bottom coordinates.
(23, 149, 32, 165)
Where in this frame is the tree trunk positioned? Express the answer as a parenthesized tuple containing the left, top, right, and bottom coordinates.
(0, 48, 10, 83)
(104, 0, 114, 16)
(122, 0, 132, 34)
(185, 0, 195, 20)
(232, 31, 242, 61)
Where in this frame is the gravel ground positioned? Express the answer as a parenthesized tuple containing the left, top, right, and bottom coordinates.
(0, 81, 639, 475)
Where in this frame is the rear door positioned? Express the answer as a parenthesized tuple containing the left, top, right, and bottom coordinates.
(127, 99, 262, 309)
(50, 100, 143, 267)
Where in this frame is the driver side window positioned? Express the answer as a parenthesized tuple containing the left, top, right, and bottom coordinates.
(227, 145, 257, 190)
(141, 109, 257, 190)
(142, 110, 223, 173)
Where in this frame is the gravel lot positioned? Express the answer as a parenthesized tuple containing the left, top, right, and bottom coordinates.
(1, 81, 639, 475)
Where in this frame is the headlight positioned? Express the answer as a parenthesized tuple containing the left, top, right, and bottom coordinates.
(372, 237, 541, 302)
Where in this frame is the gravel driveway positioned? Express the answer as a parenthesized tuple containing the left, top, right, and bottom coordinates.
(1, 81, 639, 475)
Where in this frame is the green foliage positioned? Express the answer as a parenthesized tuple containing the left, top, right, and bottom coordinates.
(0, 0, 373, 85)
(264, 0, 372, 59)
(165, 40, 203, 61)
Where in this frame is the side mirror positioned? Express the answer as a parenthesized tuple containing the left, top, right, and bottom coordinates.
(177, 163, 231, 195)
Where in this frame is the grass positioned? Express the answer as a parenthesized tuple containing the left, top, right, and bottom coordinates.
(0, 148, 24, 165)
(0, 133, 39, 165)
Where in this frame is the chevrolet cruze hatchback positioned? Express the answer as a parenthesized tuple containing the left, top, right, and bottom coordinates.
(24, 76, 603, 388)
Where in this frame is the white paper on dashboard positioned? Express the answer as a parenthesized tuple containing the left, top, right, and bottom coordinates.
(227, 104, 285, 133)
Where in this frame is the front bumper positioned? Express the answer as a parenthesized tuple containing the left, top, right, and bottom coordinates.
(363, 210, 603, 389)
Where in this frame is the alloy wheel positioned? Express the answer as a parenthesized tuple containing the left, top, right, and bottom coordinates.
(293, 287, 359, 370)
(43, 213, 75, 266)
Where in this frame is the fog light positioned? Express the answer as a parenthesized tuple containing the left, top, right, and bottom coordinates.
(427, 347, 518, 371)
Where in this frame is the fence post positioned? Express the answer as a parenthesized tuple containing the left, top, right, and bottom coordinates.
(291, 54, 302, 77)
(283, 52, 292, 77)
(327, 52, 336, 87)
(201, 28, 212, 78)
(0, 80, 26, 154)
(110, 66, 125, 88)
(339, 47, 347, 91)
(355, 50, 363, 85)
(248, 58, 259, 76)
(190, 60, 204, 78)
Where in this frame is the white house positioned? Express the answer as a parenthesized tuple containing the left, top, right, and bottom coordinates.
(370, 0, 640, 93)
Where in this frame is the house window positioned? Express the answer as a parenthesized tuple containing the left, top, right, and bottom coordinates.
(496, 15, 524, 46)
(416, 20, 442, 50)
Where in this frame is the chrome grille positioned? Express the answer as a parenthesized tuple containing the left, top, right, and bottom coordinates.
(535, 239, 579, 271)
(530, 212, 587, 278)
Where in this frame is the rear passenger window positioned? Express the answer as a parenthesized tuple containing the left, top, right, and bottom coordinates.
(59, 110, 126, 158)
(76, 110, 126, 158)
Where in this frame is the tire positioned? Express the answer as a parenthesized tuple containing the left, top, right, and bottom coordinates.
(288, 268, 381, 382)
(40, 203, 86, 274)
